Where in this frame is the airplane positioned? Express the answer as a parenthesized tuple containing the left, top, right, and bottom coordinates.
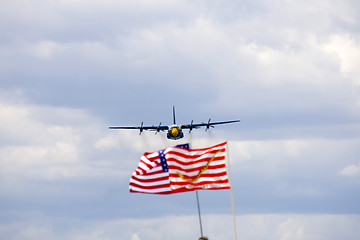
(109, 106, 240, 140)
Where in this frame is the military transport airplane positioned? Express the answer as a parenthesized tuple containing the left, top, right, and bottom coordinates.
(109, 107, 240, 140)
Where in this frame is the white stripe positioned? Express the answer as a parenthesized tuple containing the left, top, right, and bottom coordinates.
(147, 152, 159, 158)
(139, 155, 159, 167)
(165, 150, 225, 159)
(143, 165, 163, 174)
(133, 171, 169, 180)
(164, 144, 226, 155)
(170, 168, 227, 177)
(129, 185, 172, 193)
(167, 159, 226, 170)
(165, 151, 225, 160)
(133, 165, 163, 176)
(170, 175, 229, 183)
(130, 142, 228, 194)
(136, 156, 155, 174)
(166, 156, 225, 166)
(170, 183, 230, 190)
(170, 182, 229, 188)
(130, 178, 170, 187)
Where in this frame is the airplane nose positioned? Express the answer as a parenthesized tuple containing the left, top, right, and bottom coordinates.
(172, 128, 178, 137)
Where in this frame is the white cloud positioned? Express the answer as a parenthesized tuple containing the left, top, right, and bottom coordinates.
(1, 1, 360, 238)
(277, 217, 305, 240)
(229, 139, 313, 162)
(0, 92, 124, 182)
(31, 41, 65, 59)
(0, 223, 54, 240)
(131, 233, 140, 240)
(338, 163, 360, 177)
(1, 214, 359, 240)
(227, 138, 360, 201)
(322, 34, 360, 84)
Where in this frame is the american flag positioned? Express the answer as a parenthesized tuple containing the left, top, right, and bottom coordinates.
(129, 142, 230, 194)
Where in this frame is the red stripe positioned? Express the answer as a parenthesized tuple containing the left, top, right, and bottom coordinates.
(140, 159, 153, 170)
(129, 182, 170, 190)
(169, 163, 227, 173)
(143, 153, 160, 162)
(144, 171, 164, 176)
(130, 189, 174, 194)
(170, 142, 227, 152)
(170, 186, 230, 194)
(165, 148, 225, 161)
(131, 175, 169, 183)
(171, 179, 229, 186)
(169, 171, 228, 179)
(166, 156, 225, 166)
(130, 142, 229, 194)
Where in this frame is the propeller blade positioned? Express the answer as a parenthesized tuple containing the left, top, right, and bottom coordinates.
(139, 122, 144, 135)
(205, 118, 211, 131)
(155, 122, 162, 134)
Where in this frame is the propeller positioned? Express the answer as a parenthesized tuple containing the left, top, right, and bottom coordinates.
(155, 122, 162, 134)
(189, 120, 194, 133)
(139, 122, 144, 135)
(205, 118, 214, 131)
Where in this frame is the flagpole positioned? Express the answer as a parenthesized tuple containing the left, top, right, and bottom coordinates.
(190, 139, 204, 237)
(226, 142, 238, 240)
(196, 190, 204, 237)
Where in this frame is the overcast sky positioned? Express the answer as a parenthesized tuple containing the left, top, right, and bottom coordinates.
(1, 0, 360, 239)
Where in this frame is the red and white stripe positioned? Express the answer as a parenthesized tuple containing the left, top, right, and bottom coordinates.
(129, 142, 230, 194)
(129, 151, 172, 194)
(167, 142, 230, 192)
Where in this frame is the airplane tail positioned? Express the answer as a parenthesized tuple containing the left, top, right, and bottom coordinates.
(173, 106, 176, 124)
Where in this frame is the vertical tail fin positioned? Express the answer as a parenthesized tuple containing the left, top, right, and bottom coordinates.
(173, 106, 176, 124)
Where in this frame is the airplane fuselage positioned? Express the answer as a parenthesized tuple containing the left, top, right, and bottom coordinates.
(167, 125, 184, 140)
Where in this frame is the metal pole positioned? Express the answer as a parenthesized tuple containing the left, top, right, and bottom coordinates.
(196, 190, 204, 237)
(226, 142, 238, 240)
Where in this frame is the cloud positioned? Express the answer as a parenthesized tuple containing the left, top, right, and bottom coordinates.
(1, 213, 359, 240)
(131, 233, 140, 240)
(1, 0, 360, 131)
(322, 34, 360, 84)
(1, 0, 360, 238)
(338, 163, 360, 177)
(30, 41, 65, 59)
(226, 138, 360, 214)
(1, 88, 359, 222)
(0, 91, 132, 204)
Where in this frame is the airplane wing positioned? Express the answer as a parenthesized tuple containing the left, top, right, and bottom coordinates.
(181, 119, 240, 131)
(109, 122, 168, 134)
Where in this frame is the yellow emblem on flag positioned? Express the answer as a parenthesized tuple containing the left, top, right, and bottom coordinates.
(177, 150, 222, 183)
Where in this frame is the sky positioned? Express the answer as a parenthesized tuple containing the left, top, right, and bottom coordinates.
(1, 0, 360, 239)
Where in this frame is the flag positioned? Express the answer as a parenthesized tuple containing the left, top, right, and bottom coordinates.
(129, 142, 230, 194)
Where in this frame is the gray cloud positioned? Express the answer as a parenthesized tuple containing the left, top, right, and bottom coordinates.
(1, 213, 359, 240)
(1, 0, 360, 239)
